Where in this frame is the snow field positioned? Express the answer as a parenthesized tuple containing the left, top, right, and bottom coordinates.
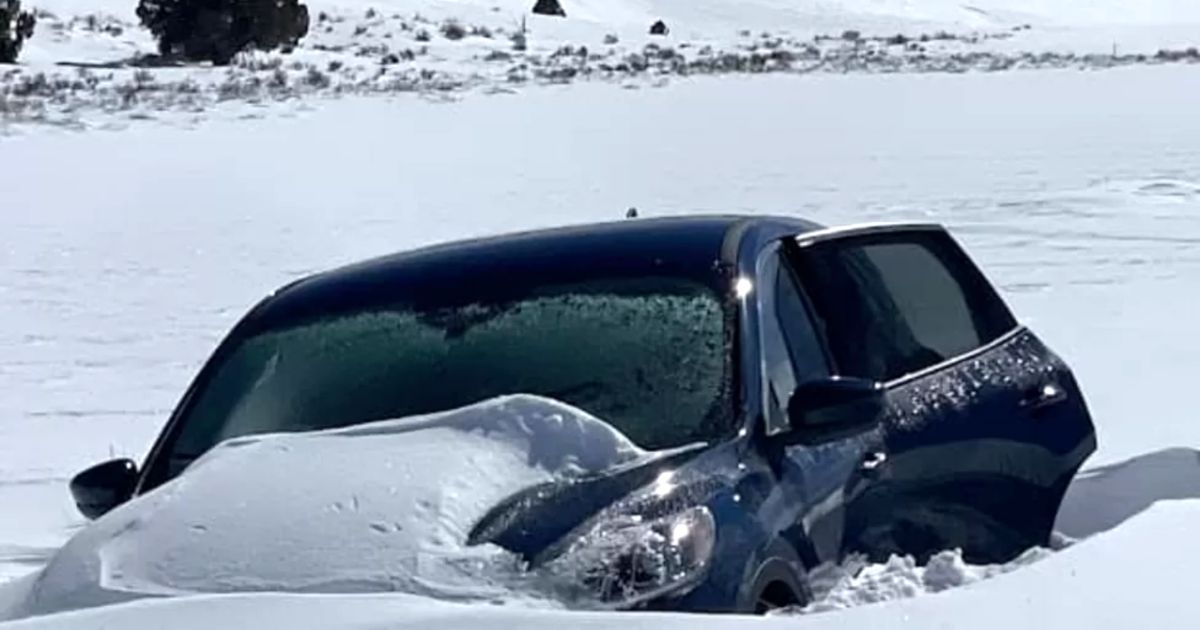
(3, 2, 1200, 625)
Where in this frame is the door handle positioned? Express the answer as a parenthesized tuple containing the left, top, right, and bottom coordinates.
(1022, 381, 1068, 410)
(860, 450, 888, 475)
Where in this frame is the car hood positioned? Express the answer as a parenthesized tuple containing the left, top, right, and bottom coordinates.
(0, 395, 713, 621)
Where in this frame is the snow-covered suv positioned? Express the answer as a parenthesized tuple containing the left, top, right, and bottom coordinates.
(4, 216, 1095, 619)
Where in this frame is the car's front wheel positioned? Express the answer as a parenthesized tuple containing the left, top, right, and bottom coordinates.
(744, 556, 810, 614)
(754, 579, 804, 614)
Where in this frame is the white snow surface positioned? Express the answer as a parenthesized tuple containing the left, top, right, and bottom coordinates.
(4, 0, 1200, 625)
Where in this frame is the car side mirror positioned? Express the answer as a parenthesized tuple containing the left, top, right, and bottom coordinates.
(69, 458, 139, 520)
(782, 377, 885, 446)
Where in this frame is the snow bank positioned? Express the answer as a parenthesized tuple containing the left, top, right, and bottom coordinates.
(10, 438, 1199, 626)
(791, 546, 1054, 614)
(5, 487, 1200, 629)
(1, 395, 650, 620)
(780, 447, 1200, 616)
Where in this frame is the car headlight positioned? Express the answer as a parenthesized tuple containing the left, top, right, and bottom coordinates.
(540, 505, 716, 608)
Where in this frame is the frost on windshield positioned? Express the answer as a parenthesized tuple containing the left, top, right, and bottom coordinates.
(174, 284, 729, 464)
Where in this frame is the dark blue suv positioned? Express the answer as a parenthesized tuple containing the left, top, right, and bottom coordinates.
(69, 216, 1096, 614)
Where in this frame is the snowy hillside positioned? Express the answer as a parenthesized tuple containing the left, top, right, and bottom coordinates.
(5, 0, 1200, 129)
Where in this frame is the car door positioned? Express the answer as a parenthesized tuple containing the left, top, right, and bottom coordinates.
(786, 224, 1096, 563)
(753, 241, 885, 567)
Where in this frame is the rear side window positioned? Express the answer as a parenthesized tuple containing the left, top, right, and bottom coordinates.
(858, 242, 980, 356)
(792, 230, 1015, 382)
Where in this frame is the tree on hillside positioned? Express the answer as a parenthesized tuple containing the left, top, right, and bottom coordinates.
(0, 0, 36, 63)
(136, 0, 310, 65)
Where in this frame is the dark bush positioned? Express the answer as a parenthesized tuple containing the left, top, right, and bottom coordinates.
(440, 19, 465, 40)
(136, 0, 311, 65)
(532, 0, 564, 17)
(0, 0, 36, 63)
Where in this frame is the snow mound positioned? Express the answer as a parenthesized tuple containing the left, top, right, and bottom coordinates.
(780, 447, 1200, 616)
(787, 546, 1053, 615)
(6, 395, 649, 619)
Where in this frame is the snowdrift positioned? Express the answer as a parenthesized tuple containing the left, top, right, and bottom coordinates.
(5, 415, 1199, 627)
(4, 451, 1200, 628)
(0, 395, 666, 621)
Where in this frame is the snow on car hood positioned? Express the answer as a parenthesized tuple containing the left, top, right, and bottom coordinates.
(2, 395, 659, 620)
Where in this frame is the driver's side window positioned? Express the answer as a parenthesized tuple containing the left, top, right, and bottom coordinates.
(758, 246, 831, 435)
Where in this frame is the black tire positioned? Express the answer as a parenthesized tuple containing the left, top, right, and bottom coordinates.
(754, 577, 804, 614)
(740, 543, 811, 614)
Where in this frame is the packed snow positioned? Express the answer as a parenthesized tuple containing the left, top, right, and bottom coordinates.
(4, 0, 1200, 626)
(0, 395, 667, 620)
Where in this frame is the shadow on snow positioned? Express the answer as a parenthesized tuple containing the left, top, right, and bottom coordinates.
(1056, 447, 1200, 540)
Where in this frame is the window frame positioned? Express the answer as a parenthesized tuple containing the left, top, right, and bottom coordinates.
(754, 241, 835, 437)
(789, 223, 1022, 387)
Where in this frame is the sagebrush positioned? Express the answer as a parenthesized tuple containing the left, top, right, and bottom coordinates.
(136, 0, 311, 64)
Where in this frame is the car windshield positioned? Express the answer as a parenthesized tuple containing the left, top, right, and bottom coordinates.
(162, 276, 731, 479)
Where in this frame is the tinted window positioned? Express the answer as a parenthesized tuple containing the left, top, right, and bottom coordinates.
(776, 263, 829, 384)
(794, 230, 1015, 382)
(858, 242, 980, 358)
(160, 277, 731, 483)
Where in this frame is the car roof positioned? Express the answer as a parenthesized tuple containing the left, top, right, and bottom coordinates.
(249, 215, 824, 329)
